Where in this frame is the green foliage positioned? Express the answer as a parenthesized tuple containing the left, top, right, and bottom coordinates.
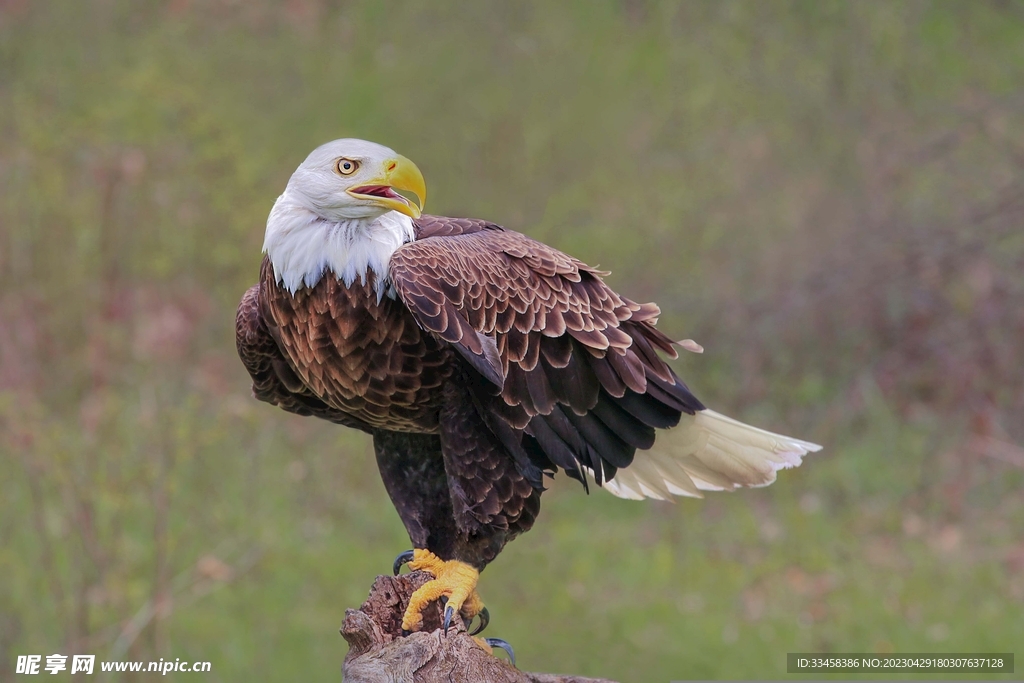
(1, 1, 1022, 680)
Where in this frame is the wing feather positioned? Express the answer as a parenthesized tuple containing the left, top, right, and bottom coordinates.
(391, 215, 706, 485)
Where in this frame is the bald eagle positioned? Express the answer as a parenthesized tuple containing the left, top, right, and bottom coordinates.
(235, 139, 821, 642)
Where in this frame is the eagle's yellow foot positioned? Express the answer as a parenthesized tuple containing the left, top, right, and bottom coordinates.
(473, 637, 516, 666)
(394, 549, 485, 634)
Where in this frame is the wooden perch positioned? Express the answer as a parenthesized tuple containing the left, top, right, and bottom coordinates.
(341, 572, 619, 683)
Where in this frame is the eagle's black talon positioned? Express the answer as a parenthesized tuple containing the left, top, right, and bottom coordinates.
(469, 606, 489, 636)
(393, 550, 415, 576)
(443, 605, 455, 634)
(401, 629, 411, 637)
(485, 638, 516, 666)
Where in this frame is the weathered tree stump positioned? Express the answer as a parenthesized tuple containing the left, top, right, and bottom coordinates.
(341, 572, 618, 683)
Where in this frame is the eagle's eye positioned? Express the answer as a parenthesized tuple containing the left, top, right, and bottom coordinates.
(336, 158, 359, 175)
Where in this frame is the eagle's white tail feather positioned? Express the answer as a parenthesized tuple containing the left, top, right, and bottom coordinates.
(599, 409, 822, 501)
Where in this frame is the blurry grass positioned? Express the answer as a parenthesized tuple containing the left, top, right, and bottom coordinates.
(2, 1, 1023, 681)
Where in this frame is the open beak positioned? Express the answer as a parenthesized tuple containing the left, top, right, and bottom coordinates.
(347, 155, 426, 219)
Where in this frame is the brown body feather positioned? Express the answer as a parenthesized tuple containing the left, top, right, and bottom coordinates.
(236, 214, 703, 568)
(257, 256, 453, 432)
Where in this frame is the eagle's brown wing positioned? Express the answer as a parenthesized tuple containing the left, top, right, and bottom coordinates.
(392, 216, 705, 488)
(235, 284, 374, 433)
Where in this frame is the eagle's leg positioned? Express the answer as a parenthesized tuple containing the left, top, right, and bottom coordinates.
(373, 431, 488, 632)
(372, 377, 541, 641)
(398, 377, 543, 634)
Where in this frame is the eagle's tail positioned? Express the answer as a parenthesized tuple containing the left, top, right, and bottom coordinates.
(600, 410, 822, 501)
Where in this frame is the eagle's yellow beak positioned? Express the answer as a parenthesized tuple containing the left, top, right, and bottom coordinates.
(347, 155, 426, 219)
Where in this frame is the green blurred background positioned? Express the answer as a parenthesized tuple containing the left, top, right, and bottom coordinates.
(2, 1, 1023, 680)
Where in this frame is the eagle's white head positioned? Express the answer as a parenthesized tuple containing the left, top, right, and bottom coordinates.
(263, 139, 426, 296)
